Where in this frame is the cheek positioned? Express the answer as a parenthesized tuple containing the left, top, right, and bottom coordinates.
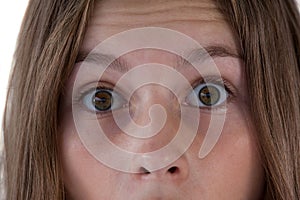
(59, 112, 119, 199)
(58, 101, 265, 199)
(188, 106, 265, 199)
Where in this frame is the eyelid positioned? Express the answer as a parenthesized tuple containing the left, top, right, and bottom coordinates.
(194, 76, 237, 97)
(74, 81, 113, 104)
(74, 82, 128, 117)
(185, 76, 236, 110)
(75, 81, 124, 101)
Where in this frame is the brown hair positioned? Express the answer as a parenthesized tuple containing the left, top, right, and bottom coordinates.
(1, 0, 299, 199)
(2, 0, 94, 199)
(215, 0, 300, 199)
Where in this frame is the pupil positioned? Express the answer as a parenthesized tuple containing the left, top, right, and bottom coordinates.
(93, 90, 112, 111)
(199, 85, 220, 106)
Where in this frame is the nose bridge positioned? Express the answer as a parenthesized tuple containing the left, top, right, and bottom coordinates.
(130, 84, 178, 125)
(125, 83, 181, 152)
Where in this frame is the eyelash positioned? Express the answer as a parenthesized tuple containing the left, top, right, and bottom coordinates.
(74, 76, 236, 117)
(74, 83, 125, 117)
(190, 76, 235, 109)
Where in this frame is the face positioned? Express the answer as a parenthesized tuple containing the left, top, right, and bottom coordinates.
(59, 0, 265, 199)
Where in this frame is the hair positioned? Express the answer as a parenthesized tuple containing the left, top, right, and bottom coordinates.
(1, 0, 299, 199)
(1, 0, 95, 199)
(215, 1, 300, 199)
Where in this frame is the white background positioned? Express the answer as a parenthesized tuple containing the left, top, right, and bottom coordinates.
(0, 1, 29, 149)
(0, 1, 300, 147)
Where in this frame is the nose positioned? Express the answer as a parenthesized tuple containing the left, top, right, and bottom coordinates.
(127, 85, 190, 183)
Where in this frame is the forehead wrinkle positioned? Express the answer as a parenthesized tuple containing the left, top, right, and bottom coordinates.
(96, 0, 219, 13)
(81, 0, 239, 66)
(92, 0, 224, 27)
(92, 19, 224, 29)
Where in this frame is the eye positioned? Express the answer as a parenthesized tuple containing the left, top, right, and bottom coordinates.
(82, 88, 126, 112)
(186, 83, 228, 108)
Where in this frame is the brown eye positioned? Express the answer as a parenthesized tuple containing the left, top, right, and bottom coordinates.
(199, 85, 220, 106)
(93, 90, 112, 111)
(185, 83, 228, 108)
(82, 88, 126, 113)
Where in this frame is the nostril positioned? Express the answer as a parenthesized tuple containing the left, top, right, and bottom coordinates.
(139, 166, 181, 176)
(140, 167, 151, 174)
(168, 166, 179, 174)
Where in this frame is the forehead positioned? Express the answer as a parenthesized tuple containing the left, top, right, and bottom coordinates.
(93, 0, 222, 24)
(80, 0, 238, 55)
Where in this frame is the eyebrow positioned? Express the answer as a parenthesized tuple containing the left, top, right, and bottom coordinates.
(75, 45, 241, 73)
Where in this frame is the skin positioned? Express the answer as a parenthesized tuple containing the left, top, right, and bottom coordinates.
(59, 0, 265, 199)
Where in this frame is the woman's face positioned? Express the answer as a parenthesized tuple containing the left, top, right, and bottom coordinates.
(59, 0, 265, 199)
